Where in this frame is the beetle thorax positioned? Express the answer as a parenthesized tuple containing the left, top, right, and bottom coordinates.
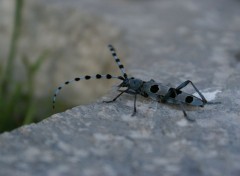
(128, 78, 143, 91)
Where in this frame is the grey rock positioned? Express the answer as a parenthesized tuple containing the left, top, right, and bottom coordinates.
(1, 0, 240, 176)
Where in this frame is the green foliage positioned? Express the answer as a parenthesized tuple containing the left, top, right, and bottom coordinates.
(0, 0, 48, 133)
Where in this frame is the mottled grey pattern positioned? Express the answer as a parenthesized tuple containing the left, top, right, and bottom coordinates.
(1, 0, 240, 175)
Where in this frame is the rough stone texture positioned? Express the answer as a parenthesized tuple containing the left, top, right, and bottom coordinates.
(1, 0, 240, 176)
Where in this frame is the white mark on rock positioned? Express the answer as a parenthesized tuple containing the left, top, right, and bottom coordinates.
(176, 119, 189, 127)
(193, 89, 221, 101)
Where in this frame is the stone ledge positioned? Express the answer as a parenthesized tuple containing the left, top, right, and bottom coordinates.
(1, 86, 240, 176)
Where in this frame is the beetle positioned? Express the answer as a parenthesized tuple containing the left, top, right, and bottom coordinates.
(53, 44, 218, 121)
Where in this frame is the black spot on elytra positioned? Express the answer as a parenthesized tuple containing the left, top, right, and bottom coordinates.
(65, 81, 69, 85)
(85, 75, 91, 80)
(185, 96, 193, 103)
(150, 85, 159, 93)
(168, 88, 176, 98)
(142, 92, 149, 98)
(75, 78, 80, 81)
(123, 73, 128, 78)
(96, 74, 102, 79)
(169, 93, 176, 98)
(115, 58, 120, 62)
(169, 88, 182, 98)
(176, 89, 182, 95)
(112, 53, 117, 57)
(58, 87, 62, 90)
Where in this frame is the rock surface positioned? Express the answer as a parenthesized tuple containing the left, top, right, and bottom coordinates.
(1, 0, 240, 175)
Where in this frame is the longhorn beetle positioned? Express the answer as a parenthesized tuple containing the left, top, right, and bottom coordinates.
(53, 44, 218, 121)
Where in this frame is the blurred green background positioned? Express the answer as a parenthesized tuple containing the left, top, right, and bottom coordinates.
(0, 0, 123, 133)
